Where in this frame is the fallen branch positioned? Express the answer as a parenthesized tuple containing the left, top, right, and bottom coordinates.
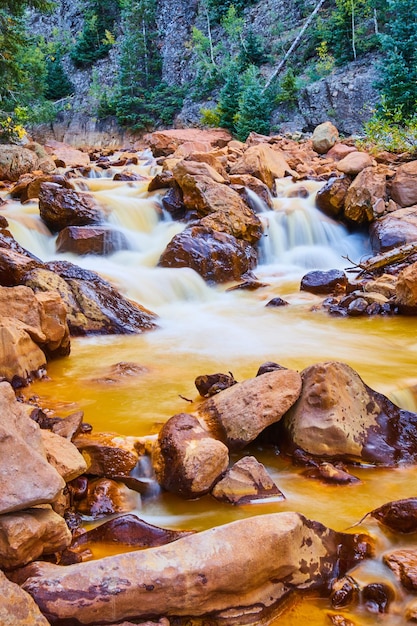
(343, 242, 417, 276)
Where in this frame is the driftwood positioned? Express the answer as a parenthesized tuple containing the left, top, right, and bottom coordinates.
(344, 242, 417, 276)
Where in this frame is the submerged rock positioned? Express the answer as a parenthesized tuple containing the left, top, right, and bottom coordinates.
(300, 269, 347, 295)
(211, 456, 285, 504)
(282, 361, 417, 465)
(56, 225, 129, 256)
(15, 512, 372, 625)
(367, 498, 417, 534)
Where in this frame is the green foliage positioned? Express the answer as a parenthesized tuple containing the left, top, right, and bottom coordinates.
(206, 0, 257, 21)
(275, 68, 299, 107)
(44, 54, 74, 100)
(234, 65, 272, 141)
(376, 0, 417, 121)
(238, 28, 269, 67)
(0, 109, 27, 143)
(218, 68, 242, 131)
(201, 107, 221, 127)
(360, 103, 417, 154)
(70, 0, 119, 68)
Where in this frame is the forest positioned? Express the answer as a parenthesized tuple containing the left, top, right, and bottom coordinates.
(0, 0, 416, 148)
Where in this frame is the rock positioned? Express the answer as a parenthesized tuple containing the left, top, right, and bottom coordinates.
(0, 241, 43, 287)
(113, 169, 146, 182)
(161, 185, 186, 220)
(362, 583, 393, 613)
(326, 143, 358, 161)
(331, 575, 360, 608)
(368, 498, 417, 534)
(152, 413, 229, 499)
(50, 411, 84, 440)
(0, 506, 71, 569)
(0, 145, 39, 182)
(229, 144, 291, 189)
(195, 371, 237, 398)
(336, 151, 374, 175)
(35, 290, 70, 358)
(303, 461, 360, 484)
(71, 514, 193, 550)
(370, 206, 417, 253)
(0, 381, 65, 514)
(44, 139, 90, 168)
(41, 429, 88, 482)
(343, 166, 387, 224)
(391, 161, 417, 208)
(56, 226, 130, 256)
(282, 361, 417, 465)
(265, 297, 290, 307)
(10, 173, 73, 202)
(363, 274, 397, 299)
(229, 173, 274, 209)
(158, 226, 258, 284)
(311, 122, 339, 154)
(196, 368, 302, 450)
(73, 432, 140, 478)
(23, 261, 158, 335)
(147, 170, 175, 192)
(0, 319, 47, 387)
(396, 261, 417, 311)
(211, 456, 285, 504)
(76, 478, 140, 519)
(384, 549, 417, 591)
(15, 512, 372, 625)
(0, 570, 50, 625)
(144, 128, 232, 157)
(300, 269, 347, 295)
(315, 176, 351, 219)
(38, 183, 107, 232)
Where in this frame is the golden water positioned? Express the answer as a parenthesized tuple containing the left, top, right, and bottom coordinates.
(3, 158, 417, 625)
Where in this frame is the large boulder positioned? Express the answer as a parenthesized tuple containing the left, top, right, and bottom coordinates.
(396, 261, 417, 311)
(143, 128, 232, 157)
(315, 175, 351, 219)
(300, 269, 347, 295)
(0, 381, 65, 514)
(0, 570, 50, 625)
(0, 506, 71, 569)
(38, 183, 107, 232)
(23, 261, 158, 335)
(196, 368, 302, 450)
(158, 226, 258, 284)
(73, 431, 141, 478)
(391, 161, 417, 208)
(343, 166, 387, 224)
(311, 122, 339, 154)
(336, 151, 374, 175)
(0, 146, 39, 182)
(44, 140, 90, 168)
(282, 361, 417, 465)
(229, 143, 291, 189)
(370, 206, 417, 253)
(0, 319, 47, 386)
(56, 226, 130, 256)
(152, 413, 229, 499)
(15, 512, 371, 625)
(41, 429, 88, 482)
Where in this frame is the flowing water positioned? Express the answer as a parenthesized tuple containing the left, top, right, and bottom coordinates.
(3, 155, 417, 625)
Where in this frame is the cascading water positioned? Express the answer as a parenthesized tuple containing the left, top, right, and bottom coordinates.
(3, 153, 417, 625)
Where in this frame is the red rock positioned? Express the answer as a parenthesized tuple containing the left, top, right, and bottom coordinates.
(144, 128, 232, 157)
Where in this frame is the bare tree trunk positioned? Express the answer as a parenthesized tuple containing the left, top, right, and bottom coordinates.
(263, 0, 326, 92)
(373, 7, 379, 35)
(205, 7, 216, 67)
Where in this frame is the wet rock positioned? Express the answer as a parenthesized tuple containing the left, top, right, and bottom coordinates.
(0, 227, 43, 286)
(113, 169, 146, 181)
(195, 371, 237, 397)
(152, 413, 229, 499)
(41, 429, 88, 482)
(10, 173, 73, 202)
(0, 506, 71, 569)
(303, 461, 360, 484)
(211, 455, 284, 504)
(391, 161, 417, 208)
(23, 261, 158, 335)
(158, 226, 258, 284)
(35, 290, 71, 358)
(0, 570, 50, 625)
(300, 269, 347, 295)
(50, 410, 84, 440)
(229, 173, 273, 209)
(396, 261, 417, 312)
(0, 145, 40, 182)
(363, 274, 397, 299)
(282, 361, 417, 465)
(370, 206, 417, 253)
(161, 184, 186, 220)
(265, 296, 290, 307)
(311, 122, 339, 154)
(15, 512, 372, 625)
(327, 614, 356, 626)
(144, 128, 232, 157)
(73, 431, 140, 478)
(331, 575, 360, 608)
(75, 478, 140, 519)
(56, 225, 130, 256)
(315, 176, 351, 219)
(324, 290, 395, 318)
(0, 381, 65, 514)
(196, 368, 302, 450)
(368, 498, 417, 533)
(38, 183, 107, 232)
(226, 278, 268, 291)
(343, 167, 387, 225)
(0, 319, 47, 386)
(383, 549, 417, 591)
(362, 582, 394, 613)
(256, 361, 288, 376)
(71, 513, 194, 550)
(147, 170, 175, 191)
(229, 143, 291, 189)
(91, 361, 149, 385)
(336, 151, 374, 175)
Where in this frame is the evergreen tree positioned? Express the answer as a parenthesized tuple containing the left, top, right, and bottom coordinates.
(44, 54, 74, 100)
(377, 0, 417, 120)
(238, 28, 269, 68)
(70, 0, 119, 69)
(217, 67, 242, 131)
(234, 65, 272, 141)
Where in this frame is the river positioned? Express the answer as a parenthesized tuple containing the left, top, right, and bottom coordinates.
(3, 152, 417, 625)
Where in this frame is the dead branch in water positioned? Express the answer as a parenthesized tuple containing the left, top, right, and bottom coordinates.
(343, 242, 417, 276)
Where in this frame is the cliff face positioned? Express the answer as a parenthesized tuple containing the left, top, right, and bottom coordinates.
(29, 0, 380, 146)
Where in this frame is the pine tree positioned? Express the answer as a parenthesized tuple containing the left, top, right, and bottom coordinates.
(45, 54, 74, 101)
(217, 67, 242, 132)
(377, 0, 417, 119)
(70, 0, 119, 69)
(234, 65, 272, 141)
